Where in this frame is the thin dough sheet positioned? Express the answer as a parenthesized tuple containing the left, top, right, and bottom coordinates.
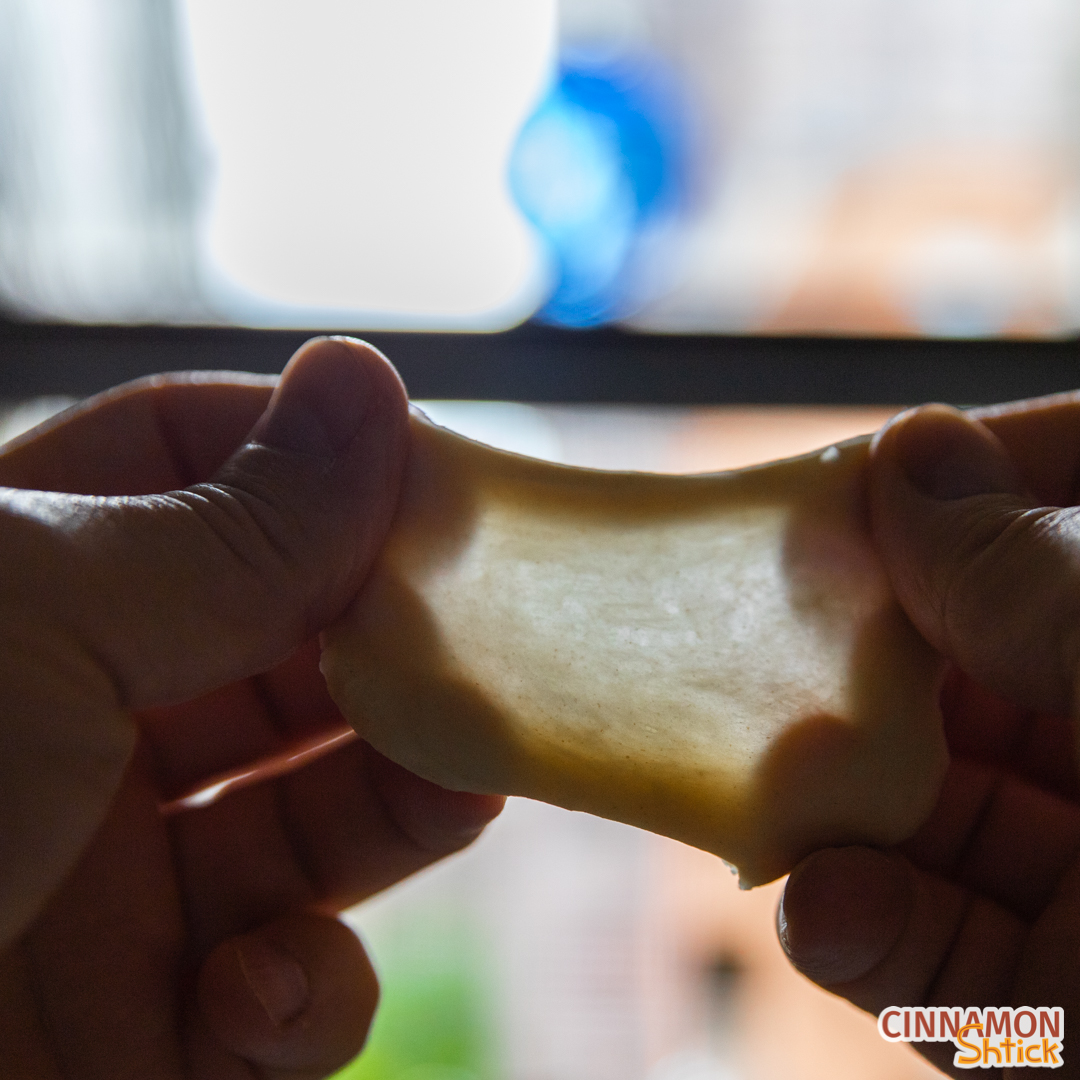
(323, 412, 947, 886)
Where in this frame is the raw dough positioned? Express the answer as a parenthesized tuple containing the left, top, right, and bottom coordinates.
(322, 410, 947, 886)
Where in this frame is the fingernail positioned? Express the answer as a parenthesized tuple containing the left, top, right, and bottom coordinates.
(236, 937, 310, 1028)
(779, 847, 912, 986)
(255, 337, 381, 457)
(891, 404, 1021, 501)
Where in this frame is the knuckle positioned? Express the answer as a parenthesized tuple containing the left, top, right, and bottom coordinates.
(171, 477, 306, 595)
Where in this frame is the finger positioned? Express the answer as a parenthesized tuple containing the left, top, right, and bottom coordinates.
(169, 738, 504, 950)
(1009, 859, 1080, 1039)
(138, 633, 504, 944)
(280, 744, 506, 910)
(195, 912, 378, 1079)
(363, 747, 508, 860)
(140, 639, 341, 802)
(779, 846, 1026, 1077)
(939, 667, 1080, 801)
(2, 336, 410, 709)
(869, 403, 1080, 718)
(140, 640, 502, 951)
(778, 847, 915, 989)
(0, 372, 275, 494)
(897, 758, 1080, 921)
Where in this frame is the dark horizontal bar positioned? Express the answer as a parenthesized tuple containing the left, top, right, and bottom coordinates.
(0, 317, 1078, 405)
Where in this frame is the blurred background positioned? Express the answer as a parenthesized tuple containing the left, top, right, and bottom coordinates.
(2, 1, 1077, 1076)
(2, 0, 1079, 335)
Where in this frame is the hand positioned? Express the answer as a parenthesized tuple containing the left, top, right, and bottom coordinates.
(778, 395, 1080, 1077)
(0, 337, 504, 1078)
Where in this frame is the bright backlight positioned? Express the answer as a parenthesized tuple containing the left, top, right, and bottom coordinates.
(182, 0, 556, 328)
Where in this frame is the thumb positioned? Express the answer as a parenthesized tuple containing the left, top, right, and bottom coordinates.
(869, 403, 1080, 718)
(15, 336, 409, 708)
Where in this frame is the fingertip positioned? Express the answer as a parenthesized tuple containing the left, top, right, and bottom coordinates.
(254, 336, 409, 460)
(197, 912, 378, 1074)
(779, 847, 913, 987)
(872, 404, 1022, 503)
(365, 745, 506, 854)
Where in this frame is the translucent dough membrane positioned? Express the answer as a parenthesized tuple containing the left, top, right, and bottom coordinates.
(322, 411, 947, 886)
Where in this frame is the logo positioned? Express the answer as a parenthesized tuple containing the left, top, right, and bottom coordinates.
(878, 1007, 1064, 1069)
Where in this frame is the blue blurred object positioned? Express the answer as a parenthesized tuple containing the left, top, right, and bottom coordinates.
(509, 52, 689, 327)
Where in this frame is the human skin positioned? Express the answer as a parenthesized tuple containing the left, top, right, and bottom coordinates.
(780, 396, 1080, 1078)
(0, 337, 504, 1079)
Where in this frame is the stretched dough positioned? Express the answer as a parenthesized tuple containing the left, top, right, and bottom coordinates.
(322, 410, 947, 886)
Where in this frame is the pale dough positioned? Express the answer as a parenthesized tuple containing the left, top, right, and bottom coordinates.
(322, 410, 947, 886)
